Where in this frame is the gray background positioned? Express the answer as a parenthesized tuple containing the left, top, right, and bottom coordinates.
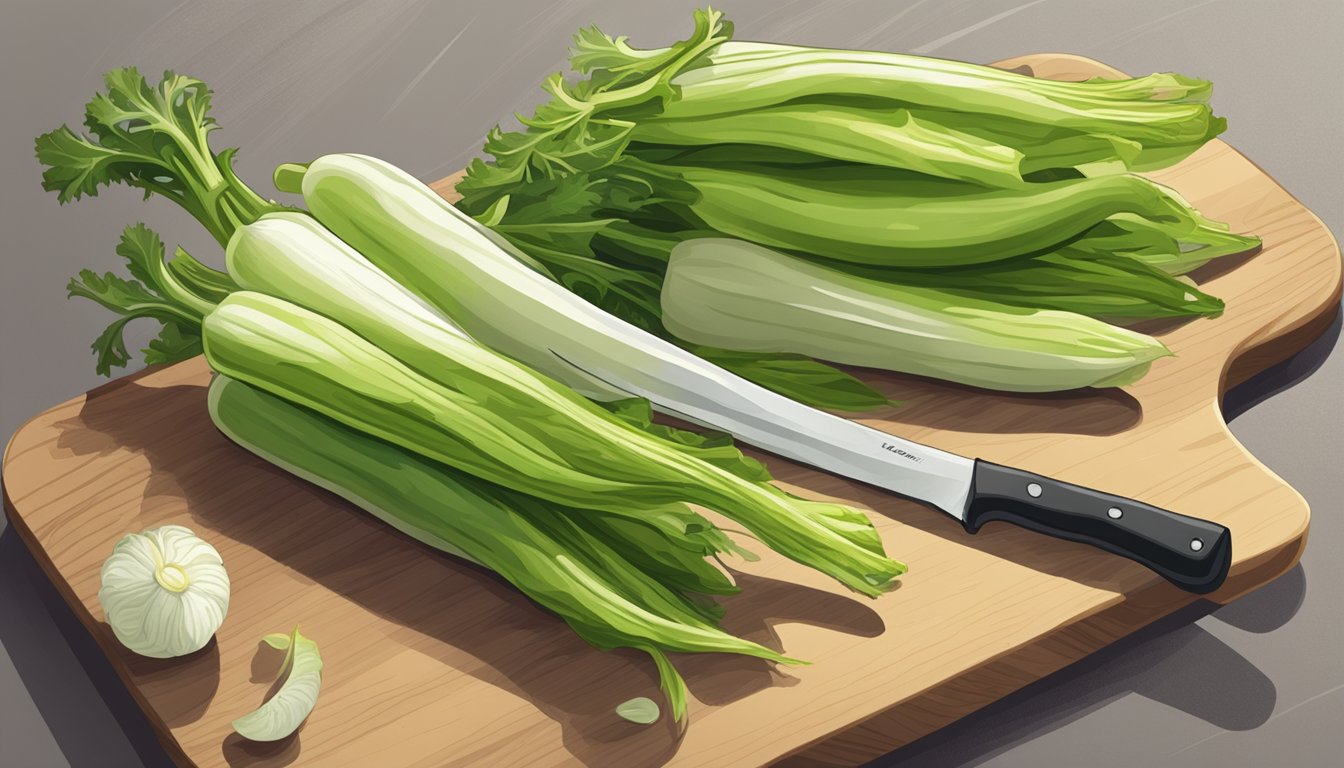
(1, 0, 1340, 765)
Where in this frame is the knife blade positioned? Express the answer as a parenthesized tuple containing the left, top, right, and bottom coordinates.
(555, 349, 1232, 594)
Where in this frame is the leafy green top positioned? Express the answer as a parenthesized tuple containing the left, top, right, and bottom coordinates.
(67, 224, 214, 376)
(36, 67, 283, 246)
(456, 8, 732, 210)
(37, 67, 278, 375)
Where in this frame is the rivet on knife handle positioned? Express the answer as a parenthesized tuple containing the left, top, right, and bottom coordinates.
(964, 460, 1232, 594)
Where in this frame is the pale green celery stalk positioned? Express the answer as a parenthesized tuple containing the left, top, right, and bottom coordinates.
(202, 289, 903, 596)
(662, 239, 1171, 392)
(661, 40, 1222, 148)
(697, 39, 1212, 102)
(631, 102, 1183, 181)
(629, 105, 1026, 185)
(294, 154, 902, 593)
(201, 285, 715, 550)
(208, 376, 793, 719)
(648, 161, 1190, 267)
(227, 212, 739, 560)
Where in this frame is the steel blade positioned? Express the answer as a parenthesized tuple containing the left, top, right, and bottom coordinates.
(553, 350, 975, 518)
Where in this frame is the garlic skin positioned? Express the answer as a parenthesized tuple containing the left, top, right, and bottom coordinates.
(98, 525, 230, 658)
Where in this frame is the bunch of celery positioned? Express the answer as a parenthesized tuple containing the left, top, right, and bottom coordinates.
(456, 8, 1259, 395)
(38, 68, 904, 719)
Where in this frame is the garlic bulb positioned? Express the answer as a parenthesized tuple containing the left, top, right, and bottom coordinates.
(98, 524, 230, 658)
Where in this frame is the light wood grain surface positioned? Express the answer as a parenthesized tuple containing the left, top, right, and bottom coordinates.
(3, 54, 1340, 768)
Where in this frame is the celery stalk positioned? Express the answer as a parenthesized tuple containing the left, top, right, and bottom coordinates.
(208, 376, 795, 720)
(655, 162, 1191, 267)
(202, 289, 904, 597)
(663, 40, 1223, 149)
(630, 106, 1027, 185)
(662, 239, 1172, 392)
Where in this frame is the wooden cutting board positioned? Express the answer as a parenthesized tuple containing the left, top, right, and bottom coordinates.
(3, 53, 1340, 768)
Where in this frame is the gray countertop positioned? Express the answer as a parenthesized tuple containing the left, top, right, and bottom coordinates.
(2, 1, 1340, 766)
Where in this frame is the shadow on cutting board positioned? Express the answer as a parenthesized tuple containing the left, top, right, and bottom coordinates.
(827, 365, 1144, 437)
(854, 566, 1302, 768)
(50, 377, 885, 768)
(851, 310, 1338, 768)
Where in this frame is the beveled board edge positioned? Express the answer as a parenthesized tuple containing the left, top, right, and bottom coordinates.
(3, 399, 199, 768)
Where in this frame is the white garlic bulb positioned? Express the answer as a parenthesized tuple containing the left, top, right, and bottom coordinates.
(98, 524, 230, 658)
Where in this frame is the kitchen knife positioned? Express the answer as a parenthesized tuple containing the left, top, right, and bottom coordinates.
(556, 351, 1232, 594)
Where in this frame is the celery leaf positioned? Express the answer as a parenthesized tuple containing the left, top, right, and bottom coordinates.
(67, 224, 210, 376)
(35, 67, 281, 246)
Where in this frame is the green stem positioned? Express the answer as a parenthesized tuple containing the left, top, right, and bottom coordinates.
(148, 251, 217, 318)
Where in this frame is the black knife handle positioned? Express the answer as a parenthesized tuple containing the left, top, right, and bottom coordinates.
(964, 460, 1231, 594)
